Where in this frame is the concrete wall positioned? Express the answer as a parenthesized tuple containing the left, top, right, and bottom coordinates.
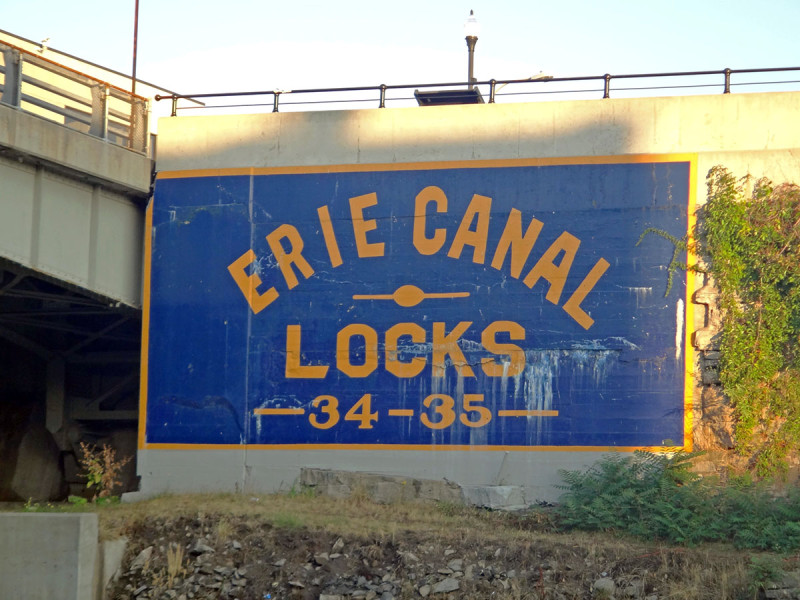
(0, 102, 151, 194)
(0, 513, 98, 600)
(156, 91, 800, 185)
(139, 91, 800, 503)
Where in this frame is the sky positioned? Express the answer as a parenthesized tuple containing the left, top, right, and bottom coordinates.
(2, 0, 799, 102)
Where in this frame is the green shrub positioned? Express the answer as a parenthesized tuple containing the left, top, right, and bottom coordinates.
(556, 451, 800, 551)
(698, 168, 800, 475)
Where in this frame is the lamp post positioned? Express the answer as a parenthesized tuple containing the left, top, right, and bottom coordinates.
(132, 0, 139, 95)
(464, 10, 480, 90)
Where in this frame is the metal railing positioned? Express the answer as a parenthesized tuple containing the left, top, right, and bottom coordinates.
(0, 41, 150, 154)
(156, 66, 800, 116)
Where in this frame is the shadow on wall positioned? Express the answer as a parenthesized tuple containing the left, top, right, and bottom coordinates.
(155, 101, 640, 170)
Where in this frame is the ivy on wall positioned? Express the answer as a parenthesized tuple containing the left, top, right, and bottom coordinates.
(696, 167, 800, 475)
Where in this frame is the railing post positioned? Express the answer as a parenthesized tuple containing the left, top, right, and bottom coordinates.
(101, 87, 109, 139)
(273, 92, 280, 113)
(170, 95, 178, 117)
(141, 100, 151, 155)
(489, 79, 496, 103)
(129, 98, 148, 153)
(0, 48, 22, 107)
(603, 74, 612, 99)
(723, 68, 731, 94)
(379, 84, 386, 108)
(89, 85, 109, 139)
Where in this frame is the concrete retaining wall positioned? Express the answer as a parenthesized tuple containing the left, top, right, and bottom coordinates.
(0, 512, 125, 600)
(137, 91, 800, 503)
(0, 513, 98, 600)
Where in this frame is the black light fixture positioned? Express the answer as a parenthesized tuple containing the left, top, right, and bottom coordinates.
(413, 89, 484, 105)
(414, 10, 484, 106)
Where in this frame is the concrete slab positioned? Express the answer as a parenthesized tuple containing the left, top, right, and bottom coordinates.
(98, 537, 128, 597)
(461, 485, 527, 511)
(298, 468, 463, 504)
(0, 512, 98, 600)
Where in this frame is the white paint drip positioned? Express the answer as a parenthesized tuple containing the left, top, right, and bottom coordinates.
(571, 337, 641, 352)
(675, 299, 684, 361)
(627, 286, 653, 309)
(458, 338, 484, 352)
(522, 351, 559, 445)
(413, 347, 622, 446)
(396, 342, 433, 355)
(568, 350, 617, 386)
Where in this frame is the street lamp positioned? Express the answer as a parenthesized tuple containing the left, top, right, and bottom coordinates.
(464, 10, 480, 90)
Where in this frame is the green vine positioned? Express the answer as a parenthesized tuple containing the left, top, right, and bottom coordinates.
(696, 166, 800, 476)
(635, 227, 689, 296)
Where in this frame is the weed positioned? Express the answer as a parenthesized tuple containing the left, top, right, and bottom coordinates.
(214, 516, 233, 543)
(22, 498, 55, 512)
(77, 442, 132, 500)
(748, 555, 784, 596)
(349, 484, 370, 506)
(287, 484, 316, 499)
(273, 513, 303, 529)
(166, 543, 185, 587)
(435, 500, 464, 517)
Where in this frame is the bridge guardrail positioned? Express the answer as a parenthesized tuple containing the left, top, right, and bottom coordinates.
(0, 42, 149, 155)
(155, 66, 800, 116)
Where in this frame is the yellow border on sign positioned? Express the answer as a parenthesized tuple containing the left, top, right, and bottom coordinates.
(138, 200, 154, 451)
(155, 154, 696, 180)
(140, 153, 698, 453)
(145, 443, 687, 453)
(683, 156, 698, 452)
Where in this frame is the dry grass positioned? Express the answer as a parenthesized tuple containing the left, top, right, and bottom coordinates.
(96, 492, 503, 541)
(165, 542, 185, 587)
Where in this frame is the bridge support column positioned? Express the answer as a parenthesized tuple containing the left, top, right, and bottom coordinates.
(45, 358, 65, 434)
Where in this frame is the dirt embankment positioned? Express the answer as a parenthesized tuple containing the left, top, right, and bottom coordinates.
(100, 494, 759, 600)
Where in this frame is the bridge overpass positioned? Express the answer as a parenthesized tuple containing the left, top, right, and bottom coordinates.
(0, 39, 153, 499)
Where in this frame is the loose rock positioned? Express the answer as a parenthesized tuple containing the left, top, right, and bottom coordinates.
(594, 577, 616, 598)
(432, 578, 460, 594)
(129, 546, 153, 571)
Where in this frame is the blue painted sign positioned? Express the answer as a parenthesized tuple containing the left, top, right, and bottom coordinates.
(144, 157, 694, 449)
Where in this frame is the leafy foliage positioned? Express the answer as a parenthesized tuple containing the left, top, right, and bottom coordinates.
(748, 555, 784, 595)
(636, 227, 689, 296)
(78, 442, 132, 500)
(697, 167, 800, 475)
(556, 451, 800, 551)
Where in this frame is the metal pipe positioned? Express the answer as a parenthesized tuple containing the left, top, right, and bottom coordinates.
(603, 74, 611, 98)
(379, 84, 386, 108)
(132, 0, 139, 96)
(466, 36, 477, 90)
(489, 79, 496, 103)
(724, 68, 731, 94)
(273, 91, 280, 113)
